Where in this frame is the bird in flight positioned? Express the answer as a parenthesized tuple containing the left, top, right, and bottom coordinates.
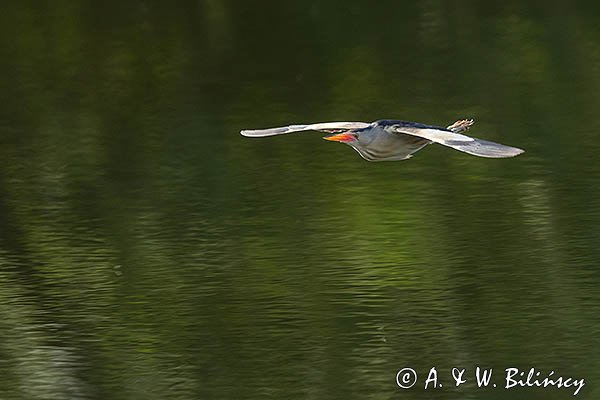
(241, 119, 524, 161)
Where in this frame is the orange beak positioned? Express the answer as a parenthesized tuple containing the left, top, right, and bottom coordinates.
(323, 133, 356, 143)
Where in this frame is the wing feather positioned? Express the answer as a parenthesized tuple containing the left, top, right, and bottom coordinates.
(240, 122, 370, 137)
(386, 125, 524, 158)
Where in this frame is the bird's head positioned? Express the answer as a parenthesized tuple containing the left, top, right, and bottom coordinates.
(322, 131, 358, 144)
(322, 128, 390, 161)
(323, 129, 376, 148)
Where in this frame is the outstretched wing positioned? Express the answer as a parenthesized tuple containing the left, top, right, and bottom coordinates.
(240, 121, 370, 137)
(384, 121, 524, 158)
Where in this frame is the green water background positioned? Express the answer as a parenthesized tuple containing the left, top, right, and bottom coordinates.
(1, 2, 600, 399)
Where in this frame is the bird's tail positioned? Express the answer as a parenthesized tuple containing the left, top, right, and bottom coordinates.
(447, 119, 474, 133)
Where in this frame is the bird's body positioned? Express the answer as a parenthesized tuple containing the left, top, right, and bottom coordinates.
(338, 121, 431, 161)
(241, 119, 524, 161)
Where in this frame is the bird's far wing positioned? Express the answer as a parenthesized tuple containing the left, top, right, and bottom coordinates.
(446, 119, 474, 133)
(240, 122, 370, 137)
(387, 124, 524, 158)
